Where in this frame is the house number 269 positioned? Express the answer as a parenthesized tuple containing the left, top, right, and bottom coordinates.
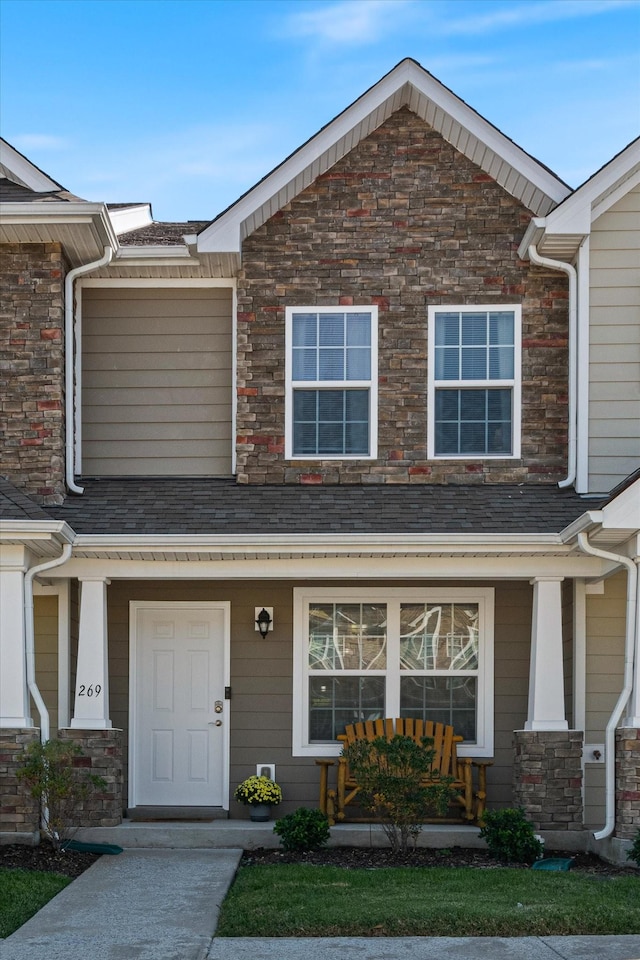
(78, 684, 102, 697)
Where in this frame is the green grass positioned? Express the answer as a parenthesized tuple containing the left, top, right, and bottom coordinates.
(216, 864, 640, 937)
(0, 868, 71, 938)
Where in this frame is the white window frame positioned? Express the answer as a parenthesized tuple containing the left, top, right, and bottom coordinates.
(292, 586, 494, 758)
(285, 306, 378, 460)
(427, 305, 521, 460)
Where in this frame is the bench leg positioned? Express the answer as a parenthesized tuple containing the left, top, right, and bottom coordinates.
(315, 760, 334, 816)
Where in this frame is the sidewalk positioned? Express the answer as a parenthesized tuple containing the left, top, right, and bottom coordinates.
(5, 849, 640, 960)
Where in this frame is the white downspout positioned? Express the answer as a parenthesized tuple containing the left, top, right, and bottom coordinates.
(527, 244, 577, 489)
(24, 543, 73, 743)
(64, 247, 113, 494)
(576, 532, 638, 840)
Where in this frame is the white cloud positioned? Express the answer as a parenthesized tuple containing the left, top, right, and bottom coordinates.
(435, 0, 638, 37)
(284, 0, 415, 45)
(12, 133, 70, 151)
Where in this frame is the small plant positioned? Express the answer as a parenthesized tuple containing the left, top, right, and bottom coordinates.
(17, 738, 107, 850)
(274, 807, 330, 852)
(627, 828, 640, 867)
(479, 807, 543, 864)
(234, 775, 282, 807)
(343, 735, 455, 854)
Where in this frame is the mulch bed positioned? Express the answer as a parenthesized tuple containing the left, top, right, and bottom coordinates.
(0, 841, 101, 879)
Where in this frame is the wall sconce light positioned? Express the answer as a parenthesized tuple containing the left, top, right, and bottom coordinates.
(255, 607, 273, 638)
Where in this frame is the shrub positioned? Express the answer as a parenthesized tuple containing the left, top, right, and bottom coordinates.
(274, 807, 330, 852)
(479, 808, 543, 864)
(627, 829, 640, 867)
(343, 735, 455, 854)
(17, 739, 106, 850)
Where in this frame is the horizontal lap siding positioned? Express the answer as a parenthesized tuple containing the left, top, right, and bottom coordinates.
(588, 185, 640, 493)
(82, 288, 233, 476)
(34, 595, 59, 735)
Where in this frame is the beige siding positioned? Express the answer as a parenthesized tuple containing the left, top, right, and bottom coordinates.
(82, 288, 233, 476)
(34, 595, 58, 735)
(584, 572, 626, 828)
(588, 184, 640, 493)
(106, 579, 531, 815)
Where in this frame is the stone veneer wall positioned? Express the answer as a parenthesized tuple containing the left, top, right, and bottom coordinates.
(236, 107, 569, 485)
(0, 728, 40, 840)
(512, 730, 583, 830)
(616, 727, 640, 840)
(0, 242, 66, 504)
(58, 729, 123, 827)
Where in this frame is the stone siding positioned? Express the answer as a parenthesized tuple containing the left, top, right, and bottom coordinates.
(0, 728, 39, 839)
(58, 728, 123, 827)
(0, 243, 66, 504)
(616, 727, 640, 840)
(236, 107, 569, 485)
(513, 730, 583, 830)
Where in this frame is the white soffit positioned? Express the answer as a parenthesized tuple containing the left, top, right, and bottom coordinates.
(0, 202, 118, 265)
(0, 138, 64, 191)
(197, 59, 570, 255)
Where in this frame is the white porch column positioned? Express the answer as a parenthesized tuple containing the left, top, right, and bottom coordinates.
(525, 577, 569, 731)
(626, 561, 640, 726)
(70, 577, 112, 729)
(0, 562, 31, 727)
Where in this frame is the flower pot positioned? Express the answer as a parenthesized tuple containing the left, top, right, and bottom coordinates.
(249, 803, 271, 822)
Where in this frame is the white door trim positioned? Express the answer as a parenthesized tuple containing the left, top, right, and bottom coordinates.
(128, 600, 231, 809)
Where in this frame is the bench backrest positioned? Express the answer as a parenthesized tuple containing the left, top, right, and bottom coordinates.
(338, 718, 463, 778)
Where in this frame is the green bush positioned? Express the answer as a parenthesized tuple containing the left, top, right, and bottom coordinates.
(344, 734, 455, 854)
(274, 807, 330, 852)
(479, 807, 543, 864)
(627, 829, 640, 867)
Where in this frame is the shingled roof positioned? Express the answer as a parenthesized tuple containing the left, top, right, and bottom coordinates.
(118, 221, 209, 245)
(0, 478, 53, 520)
(43, 478, 600, 536)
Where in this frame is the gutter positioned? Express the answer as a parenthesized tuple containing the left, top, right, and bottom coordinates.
(575, 532, 638, 840)
(526, 244, 578, 490)
(64, 247, 113, 494)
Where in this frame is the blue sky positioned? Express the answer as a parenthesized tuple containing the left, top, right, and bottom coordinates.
(2, 0, 639, 222)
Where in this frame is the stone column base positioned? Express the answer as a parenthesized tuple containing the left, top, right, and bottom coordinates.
(58, 729, 123, 827)
(0, 728, 40, 838)
(616, 727, 640, 840)
(513, 729, 583, 830)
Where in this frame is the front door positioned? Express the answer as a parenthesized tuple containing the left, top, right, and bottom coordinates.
(131, 602, 229, 807)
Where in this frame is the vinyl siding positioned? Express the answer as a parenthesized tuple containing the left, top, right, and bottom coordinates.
(82, 288, 233, 477)
(588, 185, 640, 493)
(34, 595, 58, 735)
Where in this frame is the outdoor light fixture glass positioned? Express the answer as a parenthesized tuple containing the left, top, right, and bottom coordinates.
(256, 607, 272, 639)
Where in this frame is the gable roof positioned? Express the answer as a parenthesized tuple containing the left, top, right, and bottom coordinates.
(197, 58, 571, 258)
(0, 138, 64, 192)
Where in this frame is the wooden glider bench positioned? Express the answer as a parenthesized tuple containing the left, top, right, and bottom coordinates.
(316, 718, 492, 826)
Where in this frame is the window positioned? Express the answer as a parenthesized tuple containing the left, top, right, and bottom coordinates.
(427, 306, 521, 459)
(293, 588, 494, 758)
(285, 307, 378, 459)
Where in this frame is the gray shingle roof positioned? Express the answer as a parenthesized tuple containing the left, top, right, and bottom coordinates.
(118, 222, 209, 246)
(0, 178, 85, 203)
(0, 478, 53, 520)
(44, 478, 599, 536)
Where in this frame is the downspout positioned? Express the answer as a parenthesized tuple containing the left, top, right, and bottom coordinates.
(527, 244, 577, 489)
(24, 543, 73, 743)
(64, 247, 113, 494)
(576, 532, 638, 840)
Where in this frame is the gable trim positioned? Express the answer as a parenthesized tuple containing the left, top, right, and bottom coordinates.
(0, 138, 64, 192)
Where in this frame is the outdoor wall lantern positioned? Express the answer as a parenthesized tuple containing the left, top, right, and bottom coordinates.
(255, 607, 273, 638)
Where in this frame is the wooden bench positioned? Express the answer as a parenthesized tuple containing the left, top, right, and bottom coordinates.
(316, 718, 491, 826)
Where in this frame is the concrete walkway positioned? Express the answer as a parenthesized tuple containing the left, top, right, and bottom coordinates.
(4, 848, 640, 960)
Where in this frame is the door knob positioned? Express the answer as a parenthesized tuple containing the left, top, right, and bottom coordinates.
(214, 719, 222, 726)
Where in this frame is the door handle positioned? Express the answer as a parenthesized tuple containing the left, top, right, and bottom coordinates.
(209, 719, 223, 727)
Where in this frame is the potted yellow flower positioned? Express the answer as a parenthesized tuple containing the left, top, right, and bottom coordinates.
(234, 775, 283, 821)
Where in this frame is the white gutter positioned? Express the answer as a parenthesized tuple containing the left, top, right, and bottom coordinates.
(64, 247, 113, 494)
(576, 532, 638, 840)
(24, 543, 73, 743)
(527, 244, 578, 489)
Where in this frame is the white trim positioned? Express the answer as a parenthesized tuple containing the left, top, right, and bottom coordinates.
(576, 238, 590, 493)
(107, 205, 152, 236)
(573, 579, 586, 733)
(128, 600, 231, 810)
(232, 285, 238, 475)
(32, 580, 71, 730)
(81, 277, 236, 288)
(285, 306, 378, 460)
(293, 586, 494, 758)
(0, 138, 63, 191)
(427, 305, 522, 460)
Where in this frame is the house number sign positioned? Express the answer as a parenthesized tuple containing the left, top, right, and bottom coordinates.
(78, 684, 102, 697)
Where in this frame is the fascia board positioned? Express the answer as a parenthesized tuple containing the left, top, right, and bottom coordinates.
(108, 204, 153, 236)
(0, 201, 119, 251)
(0, 139, 64, 191)
(517, 218, 546, 259)
(560, 511, 604, 543)
(117, 245, 193, 259)
(0, 520, 75, 543)
(198, 59, 569, 255)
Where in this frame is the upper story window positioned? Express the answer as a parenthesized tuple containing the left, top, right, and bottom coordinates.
(427, 306, 521, 459)
(285, 307, 378, 459)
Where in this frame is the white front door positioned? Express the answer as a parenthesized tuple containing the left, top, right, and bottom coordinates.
(131, 602, 229, 807)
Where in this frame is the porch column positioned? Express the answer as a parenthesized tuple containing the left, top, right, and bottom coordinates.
(625, 560, 640, 726)
(70, 577, 112, 729)
(525, 577, 568, 731)
(0, 562, 31, 727)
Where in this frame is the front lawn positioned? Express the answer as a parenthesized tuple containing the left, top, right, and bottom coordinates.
(216, 863, 640, 937)
(0, 868, 71, 938)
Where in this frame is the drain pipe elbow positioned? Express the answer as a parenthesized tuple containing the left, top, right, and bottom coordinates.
(64, 247, 113, 494)
(527, 244, 577, 489)
(576, 532, 637, 840)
